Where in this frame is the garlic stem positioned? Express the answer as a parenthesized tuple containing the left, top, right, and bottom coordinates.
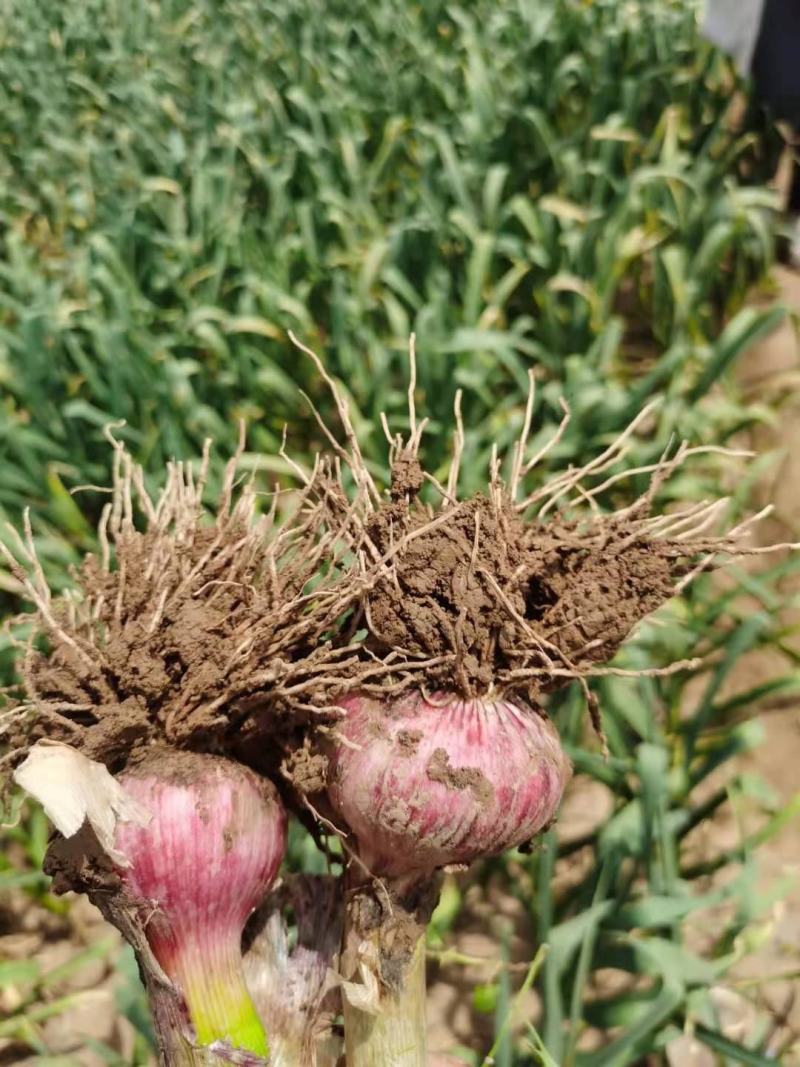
(167, 936, 268, 1055)
(343, 933, 427, 1067)
(144, 967, 266, 1067)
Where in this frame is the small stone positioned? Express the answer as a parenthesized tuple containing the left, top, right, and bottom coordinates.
(666, 1033, 715, 1067)
(0, 932, 42, 959)
(40, 987, 117, 1056)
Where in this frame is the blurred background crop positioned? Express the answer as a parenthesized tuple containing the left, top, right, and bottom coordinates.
(1, 1, 799, 1064)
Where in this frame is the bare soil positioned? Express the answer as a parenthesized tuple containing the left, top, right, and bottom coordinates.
(363, 483, 696, 705)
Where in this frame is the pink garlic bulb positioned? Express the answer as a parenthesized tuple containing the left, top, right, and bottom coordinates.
(115, 750, 287, 1056)
(327, 692, 571, 879)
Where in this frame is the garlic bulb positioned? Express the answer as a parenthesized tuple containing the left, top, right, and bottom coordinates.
(115, 750, 286, 1055)
(327, 692, 570, 880)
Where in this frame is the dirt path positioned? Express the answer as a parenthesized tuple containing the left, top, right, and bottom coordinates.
(726, 267, 800, 1062)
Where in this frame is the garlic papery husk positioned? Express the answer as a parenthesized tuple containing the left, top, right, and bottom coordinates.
(243, 874, 343, 1067)
(327, 691, 571, 881)
(12, 739, 151, 863)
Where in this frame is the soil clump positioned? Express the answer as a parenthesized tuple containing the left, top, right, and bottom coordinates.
(1, 443, 362, 783)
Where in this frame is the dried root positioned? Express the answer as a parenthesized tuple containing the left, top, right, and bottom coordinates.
(0, 427, 368, 775)
(287, 334, 799, 721)
(3, 336, 796, 776)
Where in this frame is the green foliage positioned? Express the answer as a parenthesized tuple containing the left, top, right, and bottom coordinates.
(425, 560, 799, 1065)
(0, 0, 784, 587)
(0, 947, 152, 1065)
(0, 939, 116, 1049)
(1, 800, 61, 903)
(529, 562, 800, 1065)
(0, 0, 796, 1064)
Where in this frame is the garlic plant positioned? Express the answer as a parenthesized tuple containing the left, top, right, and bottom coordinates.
(3, 346, 792, 1065)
